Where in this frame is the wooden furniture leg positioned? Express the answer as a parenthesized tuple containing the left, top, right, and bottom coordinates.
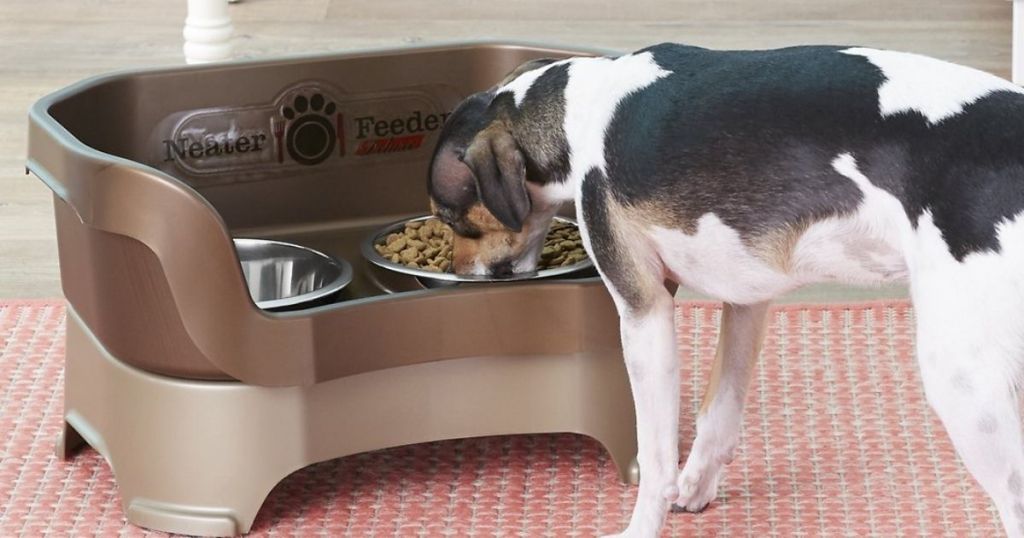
(1014, 0, 1023, 83)
(183, 0, 233, 64)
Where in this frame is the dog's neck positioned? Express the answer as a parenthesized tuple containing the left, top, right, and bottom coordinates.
(492, 60, 579, 207)
(526, 175, 576, 207)
(505, 52, 671, 212)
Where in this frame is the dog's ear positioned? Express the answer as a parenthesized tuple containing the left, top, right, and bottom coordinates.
(462, 125, 530, 232)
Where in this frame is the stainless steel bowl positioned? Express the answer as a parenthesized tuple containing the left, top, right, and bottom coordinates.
(361, 215, 594, 285)
(233, 238, 353, 310)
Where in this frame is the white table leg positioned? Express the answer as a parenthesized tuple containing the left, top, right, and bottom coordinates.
(183, 0, 234, 64)
(1014, 0, 1023, 83)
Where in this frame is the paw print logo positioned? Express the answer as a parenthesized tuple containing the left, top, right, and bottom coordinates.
(279, 93, 339, 165)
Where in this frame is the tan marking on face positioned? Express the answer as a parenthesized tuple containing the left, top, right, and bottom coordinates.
(452, 204, 533, 274)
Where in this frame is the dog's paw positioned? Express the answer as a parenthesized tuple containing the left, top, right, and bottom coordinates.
(671, 456, 723, 513)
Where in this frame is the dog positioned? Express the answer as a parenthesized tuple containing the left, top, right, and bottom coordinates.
(427, 43, 1024, 537)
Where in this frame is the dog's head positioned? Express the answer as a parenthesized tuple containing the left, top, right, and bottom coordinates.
(428, 58, 571, 276)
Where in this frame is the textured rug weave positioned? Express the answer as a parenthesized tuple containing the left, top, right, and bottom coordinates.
(0, 300, 1004, 537)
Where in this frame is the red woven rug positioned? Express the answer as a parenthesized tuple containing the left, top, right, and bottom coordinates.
(0, 300, 1003, 536)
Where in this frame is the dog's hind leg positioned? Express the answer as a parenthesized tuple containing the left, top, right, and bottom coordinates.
(912, 273, 1024, 538)
(673, 301, 771, 513)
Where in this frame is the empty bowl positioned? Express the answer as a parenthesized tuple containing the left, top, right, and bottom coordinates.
(233, 238, 353, 310)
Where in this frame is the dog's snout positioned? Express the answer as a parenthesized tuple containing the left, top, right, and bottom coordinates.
(489, 259, 515, 278)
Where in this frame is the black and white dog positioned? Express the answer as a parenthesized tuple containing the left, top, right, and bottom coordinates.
(427, 43, 1024, 537)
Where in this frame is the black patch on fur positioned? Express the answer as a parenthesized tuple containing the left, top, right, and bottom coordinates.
(462, 125, 531, 231)
(598, 43, 1024, 261)
(605, 45, 872, 239)
(890, 91, 1024, 259)
(581, 168, 650, 313)
(509, 63, 572, 186)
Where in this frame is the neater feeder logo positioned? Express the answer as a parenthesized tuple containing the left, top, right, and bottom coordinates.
(158, 83, 450, 177)
(351, 111, 451, 156)
(274, 93, 340, 165)
(162, 130, 269, 163)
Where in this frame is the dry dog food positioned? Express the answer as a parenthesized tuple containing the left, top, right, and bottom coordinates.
(374, 219, 588, 273)
(375, 218, 454, 272)
(539, 220, 588, 268)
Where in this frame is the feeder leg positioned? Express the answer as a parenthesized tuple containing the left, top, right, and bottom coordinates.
(183, 0, 234, 64)
(63, 309, 282, 536)
(55, 420, 86, 460)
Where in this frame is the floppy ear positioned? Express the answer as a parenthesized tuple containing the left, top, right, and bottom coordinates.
(462, 125, 531, 231)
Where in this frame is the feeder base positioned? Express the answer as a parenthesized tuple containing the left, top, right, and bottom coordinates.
(59, 305, 638, 536)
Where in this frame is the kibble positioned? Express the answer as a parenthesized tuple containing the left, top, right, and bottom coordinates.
(539, 220, 587, 268)
(374, 218, 588, 273)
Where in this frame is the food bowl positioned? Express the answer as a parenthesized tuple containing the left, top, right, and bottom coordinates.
(234, 238, 353, 311)
(361, 215, 594, 288)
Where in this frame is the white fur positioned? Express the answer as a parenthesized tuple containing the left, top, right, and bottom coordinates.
(527, 180, 575, 207)
(841, 47, 1024, 124)
(614, 296, 682, 538)
(910, 210, 1024, 379)
(497, 60, 568, 106)
(908, 209, 1024, 538)
(650, 215, 795, 304)
(563, 52, 671, 185)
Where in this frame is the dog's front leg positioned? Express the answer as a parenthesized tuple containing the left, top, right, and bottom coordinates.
(606, 289, 680, 538)
(673, 301, 770, 512)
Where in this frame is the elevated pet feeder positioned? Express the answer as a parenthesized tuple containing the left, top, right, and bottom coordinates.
(27, 41, 637, 536)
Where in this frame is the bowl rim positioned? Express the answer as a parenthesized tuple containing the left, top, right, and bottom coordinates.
(361, 215, 593, 283)
(233, 237, 354, 309)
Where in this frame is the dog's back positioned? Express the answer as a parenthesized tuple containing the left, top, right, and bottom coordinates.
(605, 43, 1024, 261)
(572, 44, 1024, 304)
